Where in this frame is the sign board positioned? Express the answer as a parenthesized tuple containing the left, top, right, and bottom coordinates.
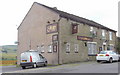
(52, 34, 58, 41)
(46, 23, 58, 34)
(77, 36, 93, 41)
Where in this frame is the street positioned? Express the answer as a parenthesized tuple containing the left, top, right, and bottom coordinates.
(1, 61, 119, 73)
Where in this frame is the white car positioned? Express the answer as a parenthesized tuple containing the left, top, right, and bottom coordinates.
(96, 51, 120, 63)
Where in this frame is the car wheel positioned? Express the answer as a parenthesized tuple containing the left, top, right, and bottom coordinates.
(44, 61, 47, 66)
(118, 57, 120, 62)
(109, 58, 113, 63)
(33, 63, 37, 68)
(22, 66, 26, 69)
(97, 60, 101, 63)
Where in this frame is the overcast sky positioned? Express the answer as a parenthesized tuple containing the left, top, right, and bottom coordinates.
(0, 0, 119, 46)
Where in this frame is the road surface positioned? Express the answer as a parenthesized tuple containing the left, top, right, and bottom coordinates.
(1, 61, 119, 73)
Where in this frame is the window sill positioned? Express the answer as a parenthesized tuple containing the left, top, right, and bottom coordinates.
(66, 52, 70, 53)
(48, 52, 52, 53)
(75, 52, 78, 53)
(41, 52, 44, 53)
(88, 54, 97, 56)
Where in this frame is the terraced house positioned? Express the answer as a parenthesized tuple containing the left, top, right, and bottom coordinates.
(17, 2, 117, 65)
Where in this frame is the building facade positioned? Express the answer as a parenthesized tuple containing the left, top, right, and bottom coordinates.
(17, 2, 117, 65)
(116, 37, 120, 53)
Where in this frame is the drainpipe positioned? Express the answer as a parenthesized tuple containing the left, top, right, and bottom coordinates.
(57, 17, 62, 64)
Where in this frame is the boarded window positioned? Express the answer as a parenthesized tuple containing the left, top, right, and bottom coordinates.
(72, 23, 78, 34)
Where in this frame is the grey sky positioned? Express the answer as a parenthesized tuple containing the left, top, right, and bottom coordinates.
(0, 0, 119, 45)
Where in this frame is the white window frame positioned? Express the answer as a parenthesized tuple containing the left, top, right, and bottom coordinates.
(87, 42, 97, 55)
(66, 43, 70, 53)
(102, 30, 106, 39)
(109, 32, 112, 40)
(74, 44, 79, 53)
(41, 45, 45, 53)
(108, 44, 114, 50)
(90, 27, 93, 32)
(48, 44, 52, 53)
(90, 27, 97, 37)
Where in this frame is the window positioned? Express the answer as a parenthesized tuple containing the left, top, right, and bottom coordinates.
(90, 27, 93, 32)
(109, 32, 112, 40)
(66, 43, 70, 53)
(87, 42, 97, 55)
(102, 30, 106, 39)
(107, 44, 114, 50)
(74, 44, 79, 53)
(48, 45, 52, 53)
(41, 45, 45, 53)
(39, 54, 44, 59)
(90, 27, 97, 37)
(72, 23, 78, 34)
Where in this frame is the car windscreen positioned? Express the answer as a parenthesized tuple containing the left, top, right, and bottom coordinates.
(100, 51, 107, 54)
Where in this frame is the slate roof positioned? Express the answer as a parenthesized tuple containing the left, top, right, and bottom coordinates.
(18, 2, 116, 32)
(35, 2, 116, 32)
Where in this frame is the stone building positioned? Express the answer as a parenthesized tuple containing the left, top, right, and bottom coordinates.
(17, 2, 117, 65)
(116, 37, 120, 53)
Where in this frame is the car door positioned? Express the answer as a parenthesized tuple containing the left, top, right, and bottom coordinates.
(39, 54, 45, 65)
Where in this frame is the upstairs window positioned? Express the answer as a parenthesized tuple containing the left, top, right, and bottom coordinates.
(90, 27, 97, 38)
(72, 23, 78, 34)
(109, 32, 112, 40)
(90, 27, 93, 32)
(102, 30, 106, 39)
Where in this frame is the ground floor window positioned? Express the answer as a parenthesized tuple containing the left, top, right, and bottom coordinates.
(87, 42, 97, 55)
(41, 45, 45, 53)
(74, 44, 79, 53)
(107, 44, 114, 50)
(48, 44, 52, 53)
(66, 43, 70, 53)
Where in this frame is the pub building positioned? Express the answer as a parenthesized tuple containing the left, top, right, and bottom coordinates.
(17, 2, 117, 65)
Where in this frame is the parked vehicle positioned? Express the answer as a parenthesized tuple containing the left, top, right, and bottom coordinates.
(96, 51, 120, 63)
(20, 50, 47, 69)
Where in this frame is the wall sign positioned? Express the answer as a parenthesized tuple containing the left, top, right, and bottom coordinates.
(72, 23, 78, 34)
(46, 23, 58, 34)
(77, 36, 93, 41)
(52, 34, 58, 41)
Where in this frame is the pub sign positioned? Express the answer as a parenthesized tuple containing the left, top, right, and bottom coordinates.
(77, 36, 93, 41)
(46, 23, 58, 34)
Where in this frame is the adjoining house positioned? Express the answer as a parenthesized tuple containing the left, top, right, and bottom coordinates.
(17, 2, 117, 65)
